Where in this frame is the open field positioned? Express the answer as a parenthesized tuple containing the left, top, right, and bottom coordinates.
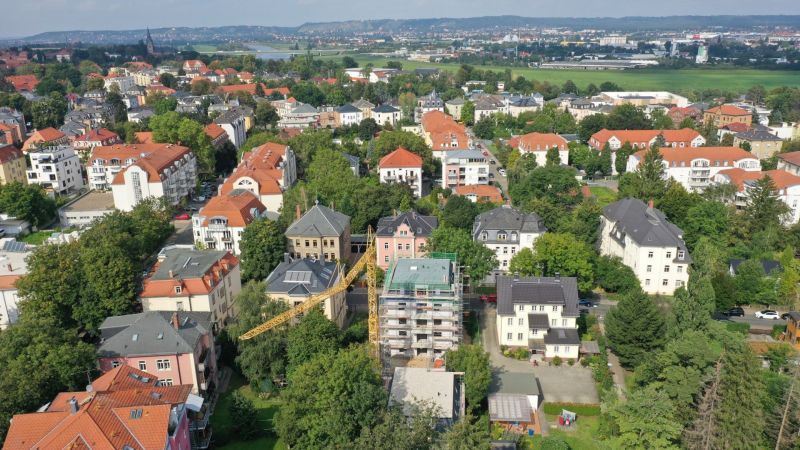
(320, 54, 800, 93)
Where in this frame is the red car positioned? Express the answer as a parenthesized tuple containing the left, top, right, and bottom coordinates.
(480, 294, 497, 303)
(482, 151, 489, 156)
(174, 213, 190, 220)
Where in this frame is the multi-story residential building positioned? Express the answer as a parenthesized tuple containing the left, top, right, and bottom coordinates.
(733, 129, 784, 159)
(441, 150, 489, 190)
(335, 104, 363, 127)
(454, 184, 504, 204)
(3, 365, 207, 450)
(0, 144, 27, 185)
(285, 202, 351, 262)
(220, 142, 296, 213)
(473, 206, 546, 273)
(21, 127, 69, 152)
(420, 110, 470, 159)
(704, 104, 752, 128)
(193, 189, 267, 254)
(445, 98, 465, 119)
(0, 238, 31, 329)
(508, 96, 543, 117)
(72, 127, 121, 159)
(379, 147, 424, 198)
(589, 128, 706, 174)
(599, 198, 691, 295)
(415, 90, 445, 122)
(214, 109, 246, 149)
(265, 256, 347, 327)
(376, 211, 438, 269)
(596, 91, 690, 108)
(352, 98, 375, 119)
(509, 132, 569, 167)
(140, 247, 242, 327)
(380, 257, 462, 358)
(104, 74, 135, 92)
(713, 168, 800, 224)
(495, 275, 580, 360)
(88, 143, 181, 190)
(111, 144, 196, 211)
(626, 146, 761, 192)
(372, 104, 402, 127)
(97, 310, 218, 396)
(778, 151, 800, 176)
(278, 103, 320, 129)
(203, 122, 228, 150)
(26, 145, 85, 195)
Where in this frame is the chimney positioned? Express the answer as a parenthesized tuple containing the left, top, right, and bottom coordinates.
(647, 199, 654, 209)
(171, 312, 180, 330)
(6, 264, 11, 272)
(284, 252, 291, 263)
(168, 269, 174, 278)
(68, 397, 78, 414)
(295, 204, 302, 220)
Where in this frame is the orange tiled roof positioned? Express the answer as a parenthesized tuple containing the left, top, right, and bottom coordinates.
(221, 166, 283, 196)
(22, 127, 67, 152)
(134, 131, 154, 144)
(632, 146, 757, 166)
(590, 128, 701, 148)
(198, 190, 266, 227)
(513, 132, 568, 152)
(204, 123, 227, 140)
(454, 184, 503, 203)
(111, 144, 191, 185)
(379, 147, 423, 168)
(241, 142, 289, 170)
(706, 104, 750, 116)
(141, 252, 239, 298)
(722, 122, 750, 133)
(719, 168, 800, 192)
(90, 143, 181, 166)
(0, 144, 23, 164)
(4, 74, 39, 92)
(76, 128, 119, 143)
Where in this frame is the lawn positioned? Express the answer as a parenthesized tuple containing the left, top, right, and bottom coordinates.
(530, 415, 608, 450)
(588, 186, 617, 207)
(212, 371, 287, 450)
(320, 54, 799, 93)
(191, 44, 220, 53)
(20, 230, 53, 245)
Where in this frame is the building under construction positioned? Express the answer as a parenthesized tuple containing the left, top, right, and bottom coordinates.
(380, 256, 463, 359)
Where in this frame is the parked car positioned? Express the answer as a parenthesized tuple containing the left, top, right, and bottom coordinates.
(722, 307, 745, 317)
(482, 151, 489, 156)
(196, 196, 206, 202)
(498, 168, 507, 177)
(578, 299, 596, 308)
(490, 160, 496, 165)
(480, 294, 497, 303)
(755, 309, 781, 320)
(174, 213, 190, 220)
(488, 173, 495, 178)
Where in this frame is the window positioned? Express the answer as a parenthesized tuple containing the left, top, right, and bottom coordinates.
(507, 333, 512, 340)
(677, 266, 683, 273)
(551, 319, 557, 326)
(664, 265, 670, 273)
(156, 359, 171, 371)
(562, 319, 568, 326)
(645, 279, 651, 286)
(384, 256, 389, 262)
(518, 305, 524, 311)
(159, 378, 173, 387)
(647, 265, 652, 272)
(138, 361, 147, 371)
(518, 333, 523, 341)
(662, 279, 669, 286)
(676, 280, 685, 287)
(384, 242, 389, 249)
(174, 286, 182, 294)
(666, 251, 672, 259)
(507, 318, 513, 325)
(552, 305, 559, 312)
(518, 318, 524, 325)
(498, 233, 507, 241)
(554, 345, 560, 353)
(648, 251, 654, 258)
(111, 361, 121, 368)
(405, 244, 410, 251)
(305, 240, 309, 247)
(677, 250, 685, 259)
(532, 329, 538, 335)
(539, 305, 544, 311)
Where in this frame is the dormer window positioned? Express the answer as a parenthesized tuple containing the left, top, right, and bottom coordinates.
(175, 286, 182, 294)
(510, 232, 518, 241)
(677, 250, 685, 259)
(481, 232, 488, 241)
(498, 233, 507, 241)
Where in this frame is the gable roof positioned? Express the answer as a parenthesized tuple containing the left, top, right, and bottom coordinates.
(336, 104, 361, 114)
(76, 127, 119, 143)
(454, 184, 504, 203)
(203, 122, 227, 140)
(285, 203, 350, 237)
(265, 257, 341, 297)
(98, 310, 212, 358)
(140, 249, 239, 298)
(630, 146, 757, 167)
(111, 144, 191, 185)
(735, 129, 782, 142)
(376, 211, 438, 237)
(779, 151, 800, 167)
(473, 206, 545, 238)
(706, 104, 750, 116)
(496, 275, 579, 317)
(512, 132, 568, 151)
(198, 189, 266, 227)
(590, 128, 702, 148)
(717, 168, 800, 192)
(379, 147, 423, 168)
(603, 198, 690, 253)
(373, 104, 400, 113)
(0, 144, 23, 164)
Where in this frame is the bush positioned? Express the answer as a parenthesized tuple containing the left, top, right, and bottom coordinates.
(540, 437, 571, 450)
(725, 322, 751, 334)
(552, 356, 562, 366)
(543, 402, 602, 416)
(772, 324, 787, 339)
(580, 358, 590, 367)
(229, 391, 259, 440)
(568, 359, 575, 366)
(513, 347, 529, 360)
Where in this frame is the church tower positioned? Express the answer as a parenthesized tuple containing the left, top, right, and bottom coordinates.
(145, 27, 155, 55)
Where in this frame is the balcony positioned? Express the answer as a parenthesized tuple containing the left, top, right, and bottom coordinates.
(191, 430, 212, 449)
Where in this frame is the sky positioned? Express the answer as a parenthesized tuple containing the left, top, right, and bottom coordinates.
(4, 0, 800, 37)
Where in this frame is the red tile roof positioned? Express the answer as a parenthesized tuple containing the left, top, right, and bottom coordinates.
(379, 147, 423, 168)
(421, 111, 469, 150)
(241, 142, 290, 170)
(90, 143, 182, 166)
(111, 144, 191, 185)
(4, 74, 39, 92)
(590, 128, 702, 149)
(76, 128, 119, 144)
(22, 127, 67, 152)
(135, 131, 154, 144)
(141, 252, 239, 298)
(453, 184, 503, 203)
(717, 168, 800, 191)
(204, 123, 227, 140)
(706, 104, 750, 116)
(198, 190, 266, 227)
(722, 122, 750, 133)
(631, 146, 757, 167)
(0, 144, 23, 164)
(512, 132, 568, 152)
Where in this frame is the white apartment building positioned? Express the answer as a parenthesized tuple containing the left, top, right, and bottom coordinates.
(626, 146, 761, 192)
(140, 247, 242, 327)
(0, 238, 31, 329)
(372, 104, 402, 127)
(378, 147, 424, 198)
(110, 144, 196, 211)
(336, 104, 363, 126)
(192, 189, 267, 254)
(88, 143, 182, 191)
(599, 198, 690, 295)
(495, 275, 580, 360)
(214, 109, 246, 149)
(473, 206, 546, 274)
(220, 142, 297, 213)
(512, 132, 570, 167)
(713, 168, 800, 225)
(441, 150, 489, 190)
(26, 145, 86, 195)
(104, 75, 135, 93)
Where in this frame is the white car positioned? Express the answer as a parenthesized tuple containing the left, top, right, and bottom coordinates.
(755, 310, 781, 320)
(498, 169, 507, 177)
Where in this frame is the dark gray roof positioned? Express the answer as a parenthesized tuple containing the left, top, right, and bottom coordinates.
(603, 198, 690, 259)
(214, 109, 243, 124)
(580, 341, 601, 354)
(290, 104, 319, 114)
(510, 98, 540, 107)
(376, 211, 438, 238)
(265, 257, 340, 296)
(490, 372, 542, 397)
(337, 104, 361, 113)
(543, 328, 581, 345)
(414, 68, 440, 76)
(735, 129, 782, 141)
(150, 248, 229, 281)
(351, 98, 375, 109)
(497, 275, 579, 317)
(98, 311, 211, 358)
(285, 203, 350, 238)
(786, 312, 800, 322)
(473, 206, 545, 243)
(373, 104, 399, 113)
(528, 314, 550, 329)
(446, 98, 466, 105)
(728, 259, 783, 275)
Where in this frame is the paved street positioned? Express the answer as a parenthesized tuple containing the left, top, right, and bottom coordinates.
(166, 219, 194, 246)
(476, 138, 509, 196)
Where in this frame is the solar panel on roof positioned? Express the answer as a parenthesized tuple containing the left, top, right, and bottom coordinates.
(2, 240, 26, 253)
(284, 270, 311, 284)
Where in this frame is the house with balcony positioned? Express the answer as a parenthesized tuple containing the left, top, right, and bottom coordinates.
(509, 132, 569, 167)
(380, 257, 462, 358)
(72, 127, 121, 159)
(495, 275, 580, 360)
(141, 247, 242, 328)
(712, 168, 800, 224)
(589, 128, 706, 174)
(441, 149, 489, 190)
(379, 147, 424, 198)
(472, 206, 546, 274)
(265, 255, 346, 327)
(111, 144, 197, 211)
(626, 146, 761, 192)
(376, 211, 438, 269)
(219, 142, 297, 213)
(599, 198, 691, 295)
(3, 364, 211, 450)
(193, 189, 267, 254)
(26, 145, 85, 195)
(89, 143, 185, 191)
(285, 202, 351, 262)
(97, 310, 218, 397)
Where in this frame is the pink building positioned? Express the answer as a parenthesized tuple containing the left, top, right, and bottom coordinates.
(3, 364, 205, 450)
(97, 311, 218, 396)
(376, 211, 438, 269)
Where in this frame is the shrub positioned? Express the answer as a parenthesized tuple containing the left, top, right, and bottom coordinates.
(543, 402, 602, 416)
(568, 359, 575, 366)
(540, 437, 571, 450)
(552, 356, 562, 366)
(512, 347, 529, 360)
(580, 358, 590, 367)
(229, 391, 259, 440)
(725, 322, 750, 334)
(772, 324, 787, 339)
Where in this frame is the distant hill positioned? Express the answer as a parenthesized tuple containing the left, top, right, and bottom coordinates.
(5, 15, 800, 45)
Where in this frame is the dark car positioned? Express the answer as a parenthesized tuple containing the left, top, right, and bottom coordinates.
(578, 299, 595, 308)
(722, 307, 745, 317)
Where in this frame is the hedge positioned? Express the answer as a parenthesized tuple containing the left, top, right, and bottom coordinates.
(543, 402, 601, 416)
(725, 322, 750, 334)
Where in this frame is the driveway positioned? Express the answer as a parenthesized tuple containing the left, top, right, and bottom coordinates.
(166, 219, 194, 246)
(481, 305, 599, 404)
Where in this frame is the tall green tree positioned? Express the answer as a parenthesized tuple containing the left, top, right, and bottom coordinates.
(229, 391, 260, 439)
(239, 218, 286, 281)
(610, 385, 682, 449)
(605, 290, 667, 368)
(530, 232, 595, 292)
(670, 274, 715, 336)
(441, 413, 491, 450)
(473, 116, 495, 140)
(461, 100, 475, 126)
(426, 227, 497, 285)
(150, 111, 216, 175)
(441, 195, 480, 231)
(606, 104, 652, 130)
(743, 175, 790, 235)
(30, 92, 67, 129)
(353, 406, 440, 450)
(0, 182, 57, 226)
(286, 309, 341, 375)
(445, 345, 492, 408)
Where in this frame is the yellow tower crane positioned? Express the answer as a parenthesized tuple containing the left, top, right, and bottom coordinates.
(238, 228, 380, 358)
